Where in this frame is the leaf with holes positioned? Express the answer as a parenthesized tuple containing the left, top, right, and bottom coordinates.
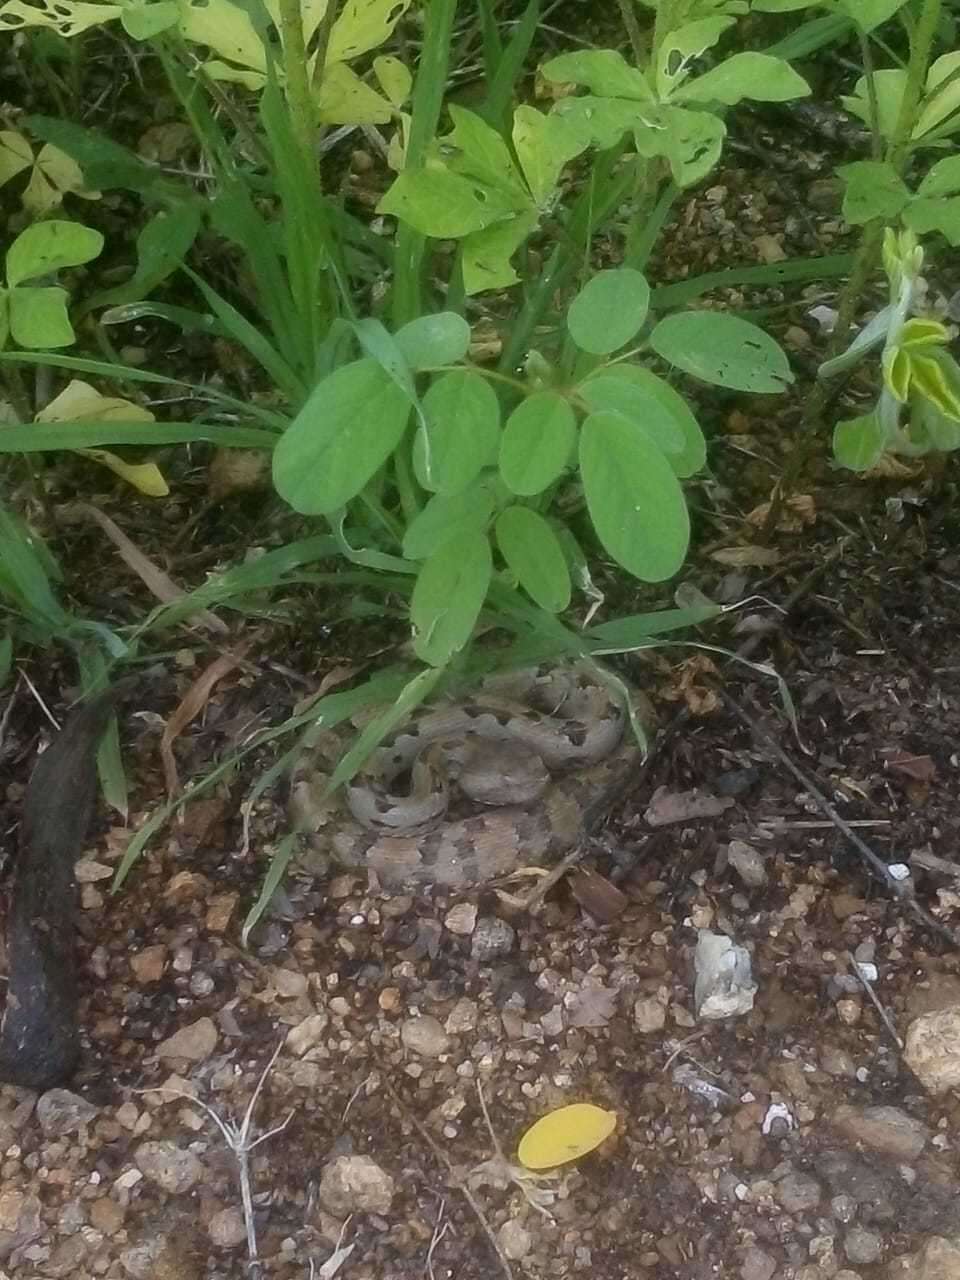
(649, 311, 793, 393)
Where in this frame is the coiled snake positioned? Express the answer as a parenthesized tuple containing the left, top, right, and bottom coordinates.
(290, 663, 653, 890)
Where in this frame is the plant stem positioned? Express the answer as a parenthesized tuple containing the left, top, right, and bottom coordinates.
(764, 0, 943, 531)
(617, 0, 646, 65)
(392, 0, 459, 328)
(276, 0, 315, 162)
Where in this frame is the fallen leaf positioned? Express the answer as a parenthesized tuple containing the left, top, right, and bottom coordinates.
(709, 546, 780, 567)
(517, 1103, 617, 1170)
(745, 493, 816, 532)
(644, 786, 734, 827)
(883, 751, 937, 783)
(161, 646, 250, 796)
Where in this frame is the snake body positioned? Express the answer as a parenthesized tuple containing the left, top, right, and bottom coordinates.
(290, 664, 651, 890)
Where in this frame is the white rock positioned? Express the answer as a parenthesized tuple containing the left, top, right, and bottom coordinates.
(319, 1154, 395, 1216)
(904, 1005, 960, 1094)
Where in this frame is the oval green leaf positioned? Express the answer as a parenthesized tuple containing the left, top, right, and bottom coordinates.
(499, 391, 577, 496)
(272, 358, 411, 515)
(579, 410, 690, 582)
(402, 481, 496, 560)
(9, 286, 74, 348)
(414, 369, 500, 494)
(495, 506, 571, 613)
(6, 219, 104, 288)
(412, 530, 492, 666)
(833, 412, 885, 472)
(649, 311, 793, 394)
(578, 365, 706, 476)
(567, 268, 651, 355)
(394, 312, 472, 369)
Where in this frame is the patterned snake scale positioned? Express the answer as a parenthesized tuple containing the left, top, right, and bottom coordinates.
(290, 663, 654, 890)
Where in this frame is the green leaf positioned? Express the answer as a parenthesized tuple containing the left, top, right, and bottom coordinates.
(495, 506, 570, 613)
(833, 412, 885, 471)
(394, 312, 471, 369)
(499, 391, 576, 495)
(414, 369, 500, 494)
(649, 311, 794, 393)
(272, 358, 411, 514)
(838, 161, 910, 225)
(578, 365, 706, 477)
(8, 286, 74, 347)
(512, 105, 588, 207)
(567, 268, 650, 355)
(461, 208, 539, 294)
(402, 480, 496, 559)
(841, 70, 906, 142)
(0, 629, 11, 687)
(0, 420, 277, 451)
(411, 530, 492, 665)
(541, 49, 653, 101)
(83, 203, 202, 312)
(553, 96, 644, 150)
(5, 219, 103, 288)
(586, 603, 722, 646)
(0, 502, 68, 632)
(378, 168, 514, 238)
(121, 0, 179, 38)
(917, 155, 960, 199)
(446, 104, 528, 201)
(656, 17, 735, 99)
(636, 105, 725, 188)
(675, 53, 809, 106)
(836, 0, 907, 30)
(903, 197, 960, 247)
(579, 410, 690, 582)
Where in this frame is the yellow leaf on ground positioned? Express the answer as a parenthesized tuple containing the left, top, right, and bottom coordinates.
(79, 449, 169, 496)
(517, 1103, 617, 1170)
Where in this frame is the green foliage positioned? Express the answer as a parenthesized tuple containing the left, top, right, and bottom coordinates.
(0, 219, 102, 348)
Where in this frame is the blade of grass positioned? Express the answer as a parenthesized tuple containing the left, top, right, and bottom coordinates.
(392, 0, 460, 327)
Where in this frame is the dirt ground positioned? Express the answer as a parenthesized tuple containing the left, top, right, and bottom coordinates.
(1, 477, 960, 1280)
(2, 74, 960, 1280)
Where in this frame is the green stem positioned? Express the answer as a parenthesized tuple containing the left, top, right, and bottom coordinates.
(392, 0, 459, 328)
(617, 0, 646, 64)
(764, 0, 942, 531)
(276, 0, 316, 162)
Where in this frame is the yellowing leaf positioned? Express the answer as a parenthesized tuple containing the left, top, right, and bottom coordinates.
(79, 449, 170, 496)
(910, 354, 960, 421)
(883, 346, 911, 403)
(36, 378, 155, 423)
(0, 130, 33, 186)
(899, 317, 949, 349)
(517, 1103, 617, 1170)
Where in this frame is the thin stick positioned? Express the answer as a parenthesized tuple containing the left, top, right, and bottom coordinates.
(379, 1072, 514, 1280)
(724, 692, 960, 950)
(847, 952, 903, 1051)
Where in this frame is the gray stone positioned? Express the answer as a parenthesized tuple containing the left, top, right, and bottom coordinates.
(845, 1226, 883, 1265)
(134, 1140, 204, 1194)
(36, 1089, 100, 1137)
(400, 1015, 449, 1058)
(740, 1245, 777, 1280)
(777, 1171, 823, 1214)
(832, 1105, 929, 1160)
(319, 1154, 394, 1216)
(471, 917, 515, 961)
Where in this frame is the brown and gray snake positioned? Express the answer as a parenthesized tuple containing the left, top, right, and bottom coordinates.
(290, 663, 653, 890)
